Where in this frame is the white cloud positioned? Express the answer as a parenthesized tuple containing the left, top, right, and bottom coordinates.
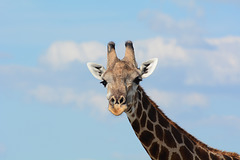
(182, 93, 208, 107)
(185, 36, 240, 85)
(29, 85, 81, 104)
(134, 37, 190, 66)
(140, 10, 199, 34)
(29, 85, 108, 115)
(167, 0, 204, 17)
(139, 10, 203, 40)
(0, 65, 44, 89)
(148, 89, 208, 109)
(138, 8, 209, 48)
(40, 41, 106, 69)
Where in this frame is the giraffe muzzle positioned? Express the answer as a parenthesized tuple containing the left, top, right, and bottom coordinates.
(108, 96, 127, 116)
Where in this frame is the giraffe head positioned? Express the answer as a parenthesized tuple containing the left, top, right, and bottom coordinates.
(87, 41, 158, 116)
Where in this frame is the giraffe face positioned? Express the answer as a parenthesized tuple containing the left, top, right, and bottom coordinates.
(87, 41, 158, 116)
(101, 60, 141, 116)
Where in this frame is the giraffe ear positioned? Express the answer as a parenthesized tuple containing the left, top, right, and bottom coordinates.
(140, 58, 158, 78)
(87, 62, 106, 80)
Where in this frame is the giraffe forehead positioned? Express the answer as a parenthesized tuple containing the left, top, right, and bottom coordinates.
(104, 61, 140, 80)
(113, 61, 135, 72)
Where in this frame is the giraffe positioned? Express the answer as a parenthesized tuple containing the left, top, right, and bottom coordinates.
(87, 41, 240, 160)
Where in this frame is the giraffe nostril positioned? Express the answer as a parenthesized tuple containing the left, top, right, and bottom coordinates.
(110, 96, 116, 105)
(118, 96, 126, 105)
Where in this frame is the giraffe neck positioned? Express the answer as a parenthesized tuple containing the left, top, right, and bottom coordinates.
(126, 86, 240, 160)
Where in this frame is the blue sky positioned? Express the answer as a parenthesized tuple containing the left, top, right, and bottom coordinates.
(0, 0, 240, 160)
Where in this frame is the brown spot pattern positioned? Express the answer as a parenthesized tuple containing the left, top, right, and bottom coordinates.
(149, 142, 159, 159)
(140, 112, 147, 128)
(137, 102, 142, 118)
(142, 95, 149, 110)
(171, 125, 183, 144)
(157, 112, 169, 128)
(147, 120, 154, 131)
(131, 119, 140, 134)
(155, 125, 163, 141)
(180, 146, 193, 160)
(210, 153, 221, 160)
(224, 155, 232, 160)
(171, 152, 181, 160)
(139, 131, 154, 147)
(183, 135, 194, 153)
(195, 156, 200, 160)
(148, 106, 157, 122)
(159, 146, 169, 160)
(195, 147, 209, 160)
(164, 129, 177, 148)
(137, 90, 142, 99)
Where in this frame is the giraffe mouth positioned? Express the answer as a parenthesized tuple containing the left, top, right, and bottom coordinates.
(108, 104, 127, 116)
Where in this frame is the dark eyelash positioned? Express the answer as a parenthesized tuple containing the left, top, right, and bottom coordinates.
(133, 77, 142, 85)
(100, 80, 107, 87)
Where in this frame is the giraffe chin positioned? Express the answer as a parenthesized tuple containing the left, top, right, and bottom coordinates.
(108, 104, 127, 116)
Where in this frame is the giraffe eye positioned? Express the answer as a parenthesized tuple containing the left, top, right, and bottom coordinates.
(100, 79, 107, 87)
(133, 77, 142, 85)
